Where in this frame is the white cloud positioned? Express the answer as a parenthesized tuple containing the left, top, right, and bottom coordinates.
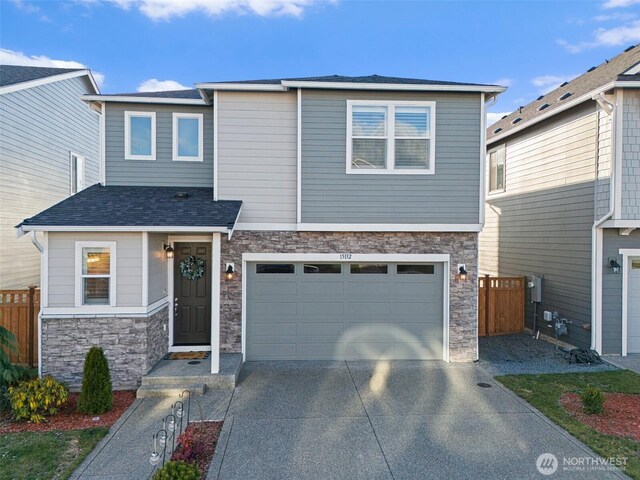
(531, 74, 577, 93)
(107, 0, 333, 20)
(0, 48, 104, 88)
(492, 78, 513, 87)
(10, 0, 51, 21)
(594, 12, 637, 21)
(137, 78, 189, 92)
(603, 0, 640, 8)
(558, 18, 640, 53)
(487, 112, 510, 126)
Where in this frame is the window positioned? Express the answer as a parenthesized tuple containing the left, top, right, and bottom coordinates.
(70, 153, 85, 194)
(632, 260, 640, 269)
(75, 242, 116, 307)
(347, 100, 435, 174)
(303, 264, 342, 274)
(256, 264, 295, 274)
(397, 264, 435, 274)
(125, 111, 156, 160)
(173, 113, 203, 162)
(350, 264, 388, 274)
(488, 146, 505, 193)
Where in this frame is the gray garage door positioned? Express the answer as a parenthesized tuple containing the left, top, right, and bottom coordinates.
(246, 262, 444, 361)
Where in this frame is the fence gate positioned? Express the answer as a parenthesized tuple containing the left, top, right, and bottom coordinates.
(478, 275, 524, 336)
(0, 288, 39, 366)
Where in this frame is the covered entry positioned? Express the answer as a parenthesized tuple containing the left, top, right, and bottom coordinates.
(243, 254, 448, 361)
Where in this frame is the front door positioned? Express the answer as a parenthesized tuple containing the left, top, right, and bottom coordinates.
(173, 243, 211, 346)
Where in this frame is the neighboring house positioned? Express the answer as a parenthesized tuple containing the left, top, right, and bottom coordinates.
(481, 45, 640, 356)
(17, 75, 505, 388)
(0, 65, 101, 290)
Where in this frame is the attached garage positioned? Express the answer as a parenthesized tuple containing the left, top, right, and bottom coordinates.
(626, 256, 640, 354)
(243, 255, 448, 361)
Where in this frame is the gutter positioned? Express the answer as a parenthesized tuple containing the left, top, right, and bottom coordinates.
(590, 92, 616, 353)
(29, 232, 44, 377)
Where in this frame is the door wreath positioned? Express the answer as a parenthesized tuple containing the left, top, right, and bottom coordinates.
(179, 255, 205, 280)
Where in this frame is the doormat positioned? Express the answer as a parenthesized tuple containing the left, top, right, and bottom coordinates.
(164, 352, 210, 361)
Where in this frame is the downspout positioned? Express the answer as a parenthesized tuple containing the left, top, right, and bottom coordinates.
(29, 231, 44, 376)
(591, 92, 616, 353)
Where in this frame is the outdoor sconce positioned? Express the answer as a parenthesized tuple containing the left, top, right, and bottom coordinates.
(457, 264, 468, 282)
(163, 243, 174, 259)
(609, 258, 621, 275)
(225, 263, 235, 281)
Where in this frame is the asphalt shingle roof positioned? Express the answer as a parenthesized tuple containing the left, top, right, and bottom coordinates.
(210, 74, 499, 88)
(487, 44, 640, 143)
(0, 65, 83, 88)
(17, 185, 242, 229)
(108, 89, 202, 99)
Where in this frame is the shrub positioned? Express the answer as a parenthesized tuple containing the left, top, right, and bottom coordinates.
(152, 461, 200, 480)
(77, 346, 113, 415)
(172, 428, 204, 463)
(580, 386, 605, 415)
(8, 376, 69, 423)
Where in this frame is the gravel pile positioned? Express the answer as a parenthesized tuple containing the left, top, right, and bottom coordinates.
(478, 334, 618, 376)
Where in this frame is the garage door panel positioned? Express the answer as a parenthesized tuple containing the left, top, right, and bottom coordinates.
(246, 261, 444, 361)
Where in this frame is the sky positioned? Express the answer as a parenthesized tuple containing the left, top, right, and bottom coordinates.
(1, 0, 640, 125)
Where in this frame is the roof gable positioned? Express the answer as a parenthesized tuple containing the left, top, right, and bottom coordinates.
(0, 65, 99, 95)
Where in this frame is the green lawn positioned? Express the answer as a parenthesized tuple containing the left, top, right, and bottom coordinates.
(496, 370, 640, 480)
(0, 428, 108, 480)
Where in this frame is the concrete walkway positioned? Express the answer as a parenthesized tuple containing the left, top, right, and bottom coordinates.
(207, 361, 628, 480)
(604, 354, 640, 373)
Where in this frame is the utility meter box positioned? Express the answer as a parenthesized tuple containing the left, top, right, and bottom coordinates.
(527, 275, 542, 303)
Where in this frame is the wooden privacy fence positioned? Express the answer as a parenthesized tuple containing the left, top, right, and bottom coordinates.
(0, 288, 39, 366)
(478, 275, 524, 337)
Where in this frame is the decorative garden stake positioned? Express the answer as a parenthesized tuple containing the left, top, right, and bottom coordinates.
(149, 434, 160, 466)
(149, 390, 192, 470)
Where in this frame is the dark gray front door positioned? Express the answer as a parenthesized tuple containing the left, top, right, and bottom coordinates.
(246, 262, 444, 360)
(174, 243, 211, 346)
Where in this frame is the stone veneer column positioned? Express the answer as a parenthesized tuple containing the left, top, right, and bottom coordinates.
(41, 306, 169, 390)
(219, 231, 478, 362)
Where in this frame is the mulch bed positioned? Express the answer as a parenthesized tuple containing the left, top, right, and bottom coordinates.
(560, 392, 640, 441)
(171, 421, 223, 477)
(0, 391, 136, 433)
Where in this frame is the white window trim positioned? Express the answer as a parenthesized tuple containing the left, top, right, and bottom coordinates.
(125, 111, 156, 161)
(487, 144, 506, 195)
(346, 100, 436, 175)
(70, 152, 85, 194)
(172, 112, 204, 162)
(75, 241, 117, 308)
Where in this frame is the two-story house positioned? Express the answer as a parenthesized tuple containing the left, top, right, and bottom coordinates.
(17, 75, 505, 388)
(481, 45, 640, 357)
(0, 65, 100, 290)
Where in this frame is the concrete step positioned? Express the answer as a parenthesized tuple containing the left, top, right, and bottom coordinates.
(136, 383, 206, 399)
(141, 374, 236, 389)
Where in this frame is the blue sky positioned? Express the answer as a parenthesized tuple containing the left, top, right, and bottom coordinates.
(2, 0, 640, 123)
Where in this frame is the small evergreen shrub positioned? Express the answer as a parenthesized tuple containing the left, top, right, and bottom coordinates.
(152, 461, 200, 480)
(580, 386, 605, 415)
(77, 346, 113, 415)
(8, 376, 68, 423)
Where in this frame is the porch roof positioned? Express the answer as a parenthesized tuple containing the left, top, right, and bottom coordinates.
(16, 184, 242, 234)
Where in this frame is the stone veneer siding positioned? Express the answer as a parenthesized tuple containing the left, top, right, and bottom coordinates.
(220, 231, 478, 362)
(41, 305, 169, 389)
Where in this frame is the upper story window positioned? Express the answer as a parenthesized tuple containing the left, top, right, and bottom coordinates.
(488, 145, 505, 194)
(75, 242, 116, 307)
(173, 113, 204, 162)
(346, 100, 435, 175)
(125, 111, 156, 160)
(70, 152, 85, 194)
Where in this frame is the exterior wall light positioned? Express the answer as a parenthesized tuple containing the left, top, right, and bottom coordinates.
(609, 258, 621, 275)
(225, 263, 235, 281)
(163, 243, 174, 259)
(457, 264, 468, 282)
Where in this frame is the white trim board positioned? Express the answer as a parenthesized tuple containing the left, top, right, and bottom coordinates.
(0, 70, 99, 96)
(42, 296, 169, 318)
(141, 232, 149, 306)
(83, 95, 206, 105)
(619, 249, 640, 356)
(297, 223, 483, 232)
(18, 226, 230, 235)
(296, 88, 302, 224)
(213, 91, 219, 201)
(241, 252, 451, 362)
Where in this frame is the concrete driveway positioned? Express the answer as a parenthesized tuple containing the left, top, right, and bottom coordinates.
(207, 361, 627, 480)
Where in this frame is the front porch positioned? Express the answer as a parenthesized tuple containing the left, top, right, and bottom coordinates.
(137, 353, 243, 398)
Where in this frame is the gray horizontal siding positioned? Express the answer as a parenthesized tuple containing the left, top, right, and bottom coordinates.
(602, 228, 640, 355)
(0, 76, 100, 289)
(148, 232, 168, 304)
(217, 91, 297, 223)
(301, 90, 481, 224)
(47, 232, 143, 308)
(105, 103, 213, 187)
(480, 103, 599, 349)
